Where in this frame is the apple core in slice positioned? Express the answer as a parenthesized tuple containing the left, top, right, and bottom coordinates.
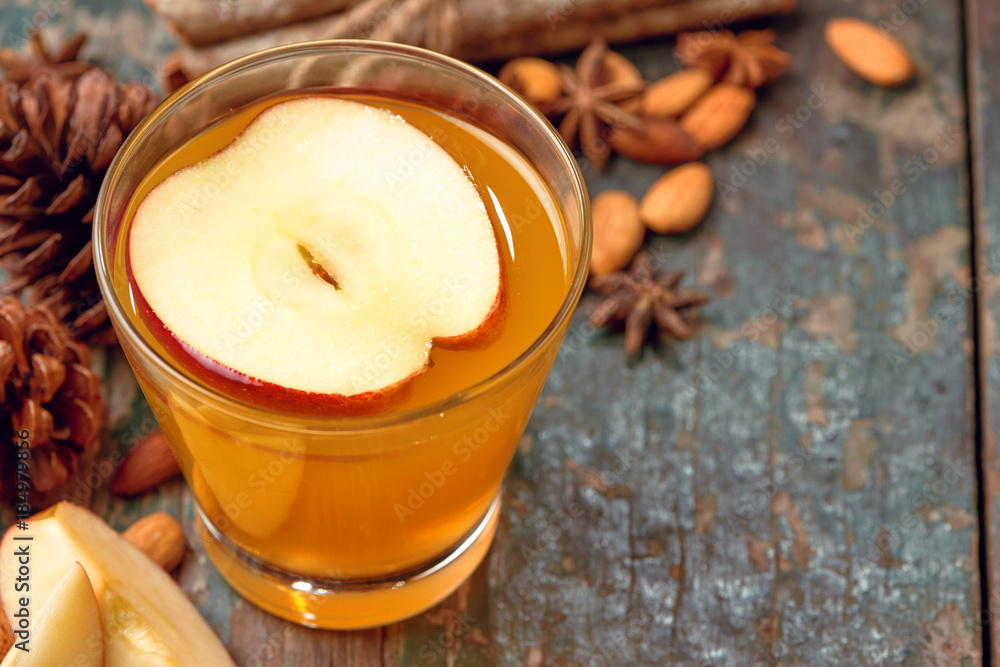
(128, 97, 504, 409)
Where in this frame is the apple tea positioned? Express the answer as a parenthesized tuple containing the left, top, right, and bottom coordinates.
(95, 42, 589, 630)
(111, 93, 573, 625)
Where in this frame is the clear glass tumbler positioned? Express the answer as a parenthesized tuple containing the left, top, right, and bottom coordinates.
(94, 41, 590, 629)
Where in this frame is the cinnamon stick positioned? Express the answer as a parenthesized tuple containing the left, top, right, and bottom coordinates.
(163, 0, 796, 83)
(144, 0, 364, 45)
(464, 0, 797, 61)
(155, 0, 681, 46)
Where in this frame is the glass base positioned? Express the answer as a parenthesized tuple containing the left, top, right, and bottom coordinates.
(196, 493, 501, 629)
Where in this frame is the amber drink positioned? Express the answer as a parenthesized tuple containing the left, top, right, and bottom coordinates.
(94, 42, 590, 629)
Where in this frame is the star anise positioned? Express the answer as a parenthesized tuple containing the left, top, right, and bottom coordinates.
(676, 29, 790, 88)
(0, 32, 90, 84)
(539, 38, 647, 170)
(590, 251, 710, 354)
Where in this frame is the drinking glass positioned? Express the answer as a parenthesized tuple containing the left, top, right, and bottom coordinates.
(94, 40, 590, 629)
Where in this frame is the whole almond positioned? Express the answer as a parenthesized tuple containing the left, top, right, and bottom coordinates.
(499, 57, 562, 105)
(639, 162, 714, 234)
(123, 512, 186, 572)
(641, 69, 714, 118)
(610, 116, 704, 166)
(604, 50, 644, 85)
(824, 18, 915, 87)
(111, 428, 181, 496)
(604, 50, 645, 112)
(591, 190, 645, 275)
(680, 84, 756, 150)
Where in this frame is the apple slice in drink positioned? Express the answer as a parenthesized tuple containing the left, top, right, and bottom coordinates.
(0, 562, 103, 667)
(169, 389, 305, 539)
(0, 502, 235, 666)
(129, 96, 505, 414)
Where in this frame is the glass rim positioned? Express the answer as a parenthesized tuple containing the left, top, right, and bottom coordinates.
(93, 39, 592, 431)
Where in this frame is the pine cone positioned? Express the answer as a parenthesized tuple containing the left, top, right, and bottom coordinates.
(0, 33, 158, 343)
(0, 296, 104, 503)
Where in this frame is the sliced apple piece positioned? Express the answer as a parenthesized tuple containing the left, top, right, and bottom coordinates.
(0, 562, 103, 667)
(0, 503, 234, 666)
(170, 389, 305, 539)
(129, 96, 504, 412)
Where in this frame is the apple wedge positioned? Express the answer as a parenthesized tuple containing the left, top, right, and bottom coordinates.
(129, 96, 504, 414)
(0, 562, 103, 667)
(0, 503, 234, 666)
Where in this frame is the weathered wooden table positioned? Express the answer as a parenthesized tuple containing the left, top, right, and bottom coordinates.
(5, 0, 1000, 663)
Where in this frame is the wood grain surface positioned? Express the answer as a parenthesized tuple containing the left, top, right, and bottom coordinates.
(0, 0, 991, 664)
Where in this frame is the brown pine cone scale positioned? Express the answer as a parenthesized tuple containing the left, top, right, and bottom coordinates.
(0, 296, 103, 501)
(0, 33, 157, 343)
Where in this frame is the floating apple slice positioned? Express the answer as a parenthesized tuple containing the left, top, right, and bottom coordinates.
(129, 96, 504, 413)
(170, 389, 305, 539)
(0, 503, 234, 666)
(0, 562, 103, 667)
